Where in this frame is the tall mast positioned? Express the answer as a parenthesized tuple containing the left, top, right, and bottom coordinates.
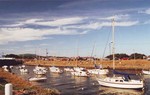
(112, 18, 115, 70)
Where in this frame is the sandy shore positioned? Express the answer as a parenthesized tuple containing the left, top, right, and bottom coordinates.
(25, 59, 150, 70)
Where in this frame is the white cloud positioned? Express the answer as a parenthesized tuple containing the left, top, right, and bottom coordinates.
(2, 17, 85, 28)
(66, 20, 138, 30)
(0, 27, 85, 44)
(36, 17, 84, 26)
(25, 19, 42, 23)
(0, 16, 139, 44)
(115, 21, 139, 26)
(100, 14, 130, 20)
(139, 8, 150, 14)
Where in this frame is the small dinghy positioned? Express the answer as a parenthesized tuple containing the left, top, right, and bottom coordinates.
(29, 76, 47, 82)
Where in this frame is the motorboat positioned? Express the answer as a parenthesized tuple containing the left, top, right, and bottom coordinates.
(64, 67, 74, 72)
(20, 68, 28, 73)
(33, 65, 47, 75)
(88, 69, 108, 75)
(49, 66, 63, 73)
(87, 64, 108, 75)
(71, 70, 89, 77)
(2, 65, 10, 72)
(71, 67, 89, 77)
(19, 65, 28, 73)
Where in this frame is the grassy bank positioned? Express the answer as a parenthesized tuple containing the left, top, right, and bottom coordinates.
(0, 69, 60, 95)
(25, 59, 150, 70)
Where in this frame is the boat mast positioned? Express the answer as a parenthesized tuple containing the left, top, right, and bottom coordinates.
(76, 39, 79, 66)
(112, 18, 115, 70)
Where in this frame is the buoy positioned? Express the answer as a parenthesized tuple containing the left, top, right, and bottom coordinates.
(81, 88, 84, 90)
(5, 83, 13, 95)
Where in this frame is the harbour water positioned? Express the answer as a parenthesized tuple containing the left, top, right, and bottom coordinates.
(11, 65, 150, 95)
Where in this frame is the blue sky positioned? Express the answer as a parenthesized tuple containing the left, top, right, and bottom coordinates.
(0, 0, 150, 57)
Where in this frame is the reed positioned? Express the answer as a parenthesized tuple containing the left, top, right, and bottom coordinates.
(25, 59, 150, 70)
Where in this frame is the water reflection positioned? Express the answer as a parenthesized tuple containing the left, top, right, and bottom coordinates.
(99, 86, 143, 95)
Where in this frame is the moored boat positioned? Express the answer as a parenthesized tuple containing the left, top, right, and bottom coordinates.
(97, 75, 143, 89)
(19, 65, 28, 73)
(29, 76, 47, 82)
(96, 18, 144, 89)
(64, 67, 74, 72)
(142, 70, 150, 75)
(71, 67, 89, 77)
(88, 69, 108, 75)
(33, 65, 47, 75)
(49, 66, 63, 73)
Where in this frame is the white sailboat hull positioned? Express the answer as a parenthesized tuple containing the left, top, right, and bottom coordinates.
(33, 69, 47, 75)
(73, 67, 85, 72)
(20, 69, 28, 73)
(64, 68, 74, 72)
(71, 67, 89, 77)
(142, 70, 150, 75)
(71, 71, 89, 77)
(49, 66, 63, 73)
(97, 77, 143, 89)
(88, 69, 108, 75)
(33, 66, 47, 75)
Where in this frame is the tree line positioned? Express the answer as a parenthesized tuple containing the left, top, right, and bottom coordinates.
(105, 53, 146, 60)
(3, 53, 147, 60)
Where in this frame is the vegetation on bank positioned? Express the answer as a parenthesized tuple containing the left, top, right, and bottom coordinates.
(3, 53, 148, 60)
(0, 69, 60, 95)
(106, 53, 146, 60)
(24, 59, 150, 70)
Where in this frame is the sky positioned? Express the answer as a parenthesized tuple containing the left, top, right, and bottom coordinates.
(0, 0, 150, 58)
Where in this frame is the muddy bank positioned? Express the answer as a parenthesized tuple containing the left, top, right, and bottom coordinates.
(0, 69, 60, 95)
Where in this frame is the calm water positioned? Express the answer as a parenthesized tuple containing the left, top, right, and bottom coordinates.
(11, 65, 150, 95)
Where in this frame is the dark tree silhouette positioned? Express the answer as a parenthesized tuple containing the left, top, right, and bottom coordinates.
(129, 53, 146, 59)
(106, 53, 129, 60)
(5, 54, 20, 58)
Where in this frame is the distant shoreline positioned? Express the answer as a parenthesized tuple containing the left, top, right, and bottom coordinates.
(24, 59, 150, 70)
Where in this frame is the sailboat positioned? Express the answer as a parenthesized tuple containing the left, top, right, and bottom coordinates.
(87, 64, 108, 75)
(49, 66, 63, 73)
(96, 18, 144, 89)
(19, 65, 28, 73)
(142, 70, 150, 75)
(33, 65, 47, 75)
(87, 42, 109, 75)
(71, 66, 89, 77)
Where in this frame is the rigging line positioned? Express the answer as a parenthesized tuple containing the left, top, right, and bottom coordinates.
(90, 41, 96, 64)
(102, 26, 111, 59)
(91, 41, 96, 57)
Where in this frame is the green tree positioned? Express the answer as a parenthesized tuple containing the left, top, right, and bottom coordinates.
(4, 54, 20, 58)
(129, 53, 146, 59)
(105, 53, 129, 60)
